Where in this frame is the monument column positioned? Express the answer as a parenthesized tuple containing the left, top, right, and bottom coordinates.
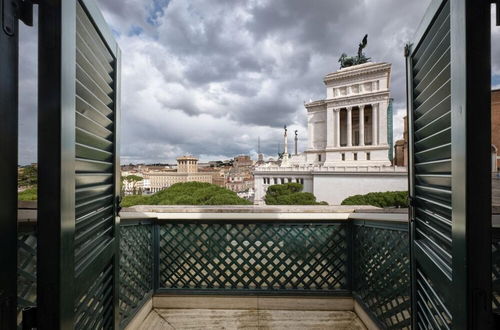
(372, 103, 378, 145)
(359, 105, 365, 146)
(378, 100, 388, 145)
(334, 109, 340, 147)
(326, 107, 334, 148)
(347, 107, 352, 147)
(307, 118, 314, 149)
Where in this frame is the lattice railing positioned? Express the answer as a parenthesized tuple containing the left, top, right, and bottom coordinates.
(119, 222, 153, 328)
(15, 214, 500, 329)
(74, 263, 114, 330)
(158, 222, 349, 293)
(492, 229, 500, 313)
(17, 225, 37, 328)
(352, 221, 411, 330)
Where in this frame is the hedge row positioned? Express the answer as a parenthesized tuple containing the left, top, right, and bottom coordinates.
(121, 182, 251, 207)
(341, 191, 408, 208)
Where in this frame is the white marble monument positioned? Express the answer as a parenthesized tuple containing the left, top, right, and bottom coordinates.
(304, 62, 392, 166)
(254, 61, 407, 205)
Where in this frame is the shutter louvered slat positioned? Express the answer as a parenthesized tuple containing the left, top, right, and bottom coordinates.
(414, 80, 451, 119)
(76, 17, 113, 72)
(75, 173, 113, 188)
(76, 3, 114, 64)
(412, 1, 450, 66)
(76, 204, 114, 225)
(77, 63, 113, 105)
(76, 96, 113, 128)
(77, 48, 113, 94)
(410, 1, 453, 327)
(76, 80, 113, 116)
(76, 32, 112, 81)
(413, 28, 450, 81)
(74, 1, 115, 286)
(76, 112, 113, 140)
(76, 127, 113, 152)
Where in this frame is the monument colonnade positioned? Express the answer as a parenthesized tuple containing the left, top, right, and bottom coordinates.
(326, 103, 380, 148)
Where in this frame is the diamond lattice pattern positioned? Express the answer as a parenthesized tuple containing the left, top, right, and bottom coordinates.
(119, 224, 153, 327)
(159, 222, 348, 292)
(353, 224, 411, 330)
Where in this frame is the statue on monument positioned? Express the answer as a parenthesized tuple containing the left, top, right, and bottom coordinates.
(338, 34, 371, 69)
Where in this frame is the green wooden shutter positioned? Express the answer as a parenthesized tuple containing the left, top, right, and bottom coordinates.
(406, 0, 492, 328)
(38, 0, 120, 328)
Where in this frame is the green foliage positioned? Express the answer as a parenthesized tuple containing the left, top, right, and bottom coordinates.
(121, 182, 252, 207)
(18, 187, 37, 201)
(122, 175, 144, 195)
(18, 165, 37, 187)
(341, 191, 408, 208)
(264, 183, 326, 205)
(120, 195, 151, 207)
(123, 175, 143, 182)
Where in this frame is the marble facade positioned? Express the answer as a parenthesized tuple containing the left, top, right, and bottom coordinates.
(254, 62, 407, 205)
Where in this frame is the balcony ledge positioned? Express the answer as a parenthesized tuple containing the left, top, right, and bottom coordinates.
(126, 295, 376, 330)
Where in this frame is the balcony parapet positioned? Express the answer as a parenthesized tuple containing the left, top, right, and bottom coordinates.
(254, 165, 408, 174)
(120, 205, 409, 223)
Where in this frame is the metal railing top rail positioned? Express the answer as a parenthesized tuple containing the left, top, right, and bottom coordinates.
(121, 205, 376, 213)
(18, 203, 412, 223)
(18, 202, 500, 225)
(120, 205, 410, 223)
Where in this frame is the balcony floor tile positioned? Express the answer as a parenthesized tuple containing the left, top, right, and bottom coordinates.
(138, 308, 367, 329)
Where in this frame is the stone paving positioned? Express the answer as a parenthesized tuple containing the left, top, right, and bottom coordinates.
(138, 309, 367, 330)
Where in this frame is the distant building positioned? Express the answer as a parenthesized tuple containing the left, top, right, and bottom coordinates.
(140, 156, 212, 193)
(199, 166, 228, 188)
(394, 116, 408, 167)
(226, 155, 254, 196)
(234, 155, 253, 167)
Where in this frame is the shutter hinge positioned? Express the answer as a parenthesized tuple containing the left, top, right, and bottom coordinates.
(116, 195, 122, 215)
(2, 0, 37, 36)
(21, 306, 37, 330)
(408, 196, 415, 222)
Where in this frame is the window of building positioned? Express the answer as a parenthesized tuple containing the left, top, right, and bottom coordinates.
(367, 152, 371, 160)
(354, 153, 358, 161)
(318, 154, 322, 161)
(280, 178, 285, 184)
(273, 178, 278, 184)
(342, 153, 345, 161)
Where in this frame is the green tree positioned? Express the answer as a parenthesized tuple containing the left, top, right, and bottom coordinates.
(264, 183, 326, 205)
(121, 182, 252, 207)
(122, 175, 144, 195)
(341, 191, 408, 208)
(18, 165, 37, 187)
(18, 187, 37, 201)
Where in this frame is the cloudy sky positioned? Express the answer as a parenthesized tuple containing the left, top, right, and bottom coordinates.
(19, 0, 500, 164)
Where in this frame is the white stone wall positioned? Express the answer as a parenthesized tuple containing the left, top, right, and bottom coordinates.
(254, 167, 407, 205)
(253, 172, 314, 205)
(312, 173, 407, 205)
(310, 110, 327, 150)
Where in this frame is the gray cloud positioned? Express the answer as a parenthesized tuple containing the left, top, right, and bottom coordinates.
(19, 0, 500, 165)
